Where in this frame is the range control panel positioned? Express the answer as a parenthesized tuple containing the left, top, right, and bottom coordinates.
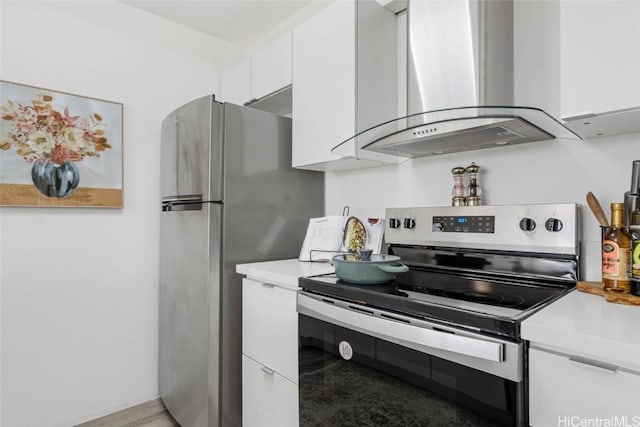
(432, 215, 495, 233)
(385, 204, 580, 255)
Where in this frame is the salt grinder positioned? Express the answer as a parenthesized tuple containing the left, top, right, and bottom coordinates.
(451, 166, 466, 206)
(465, 162, 482, 206)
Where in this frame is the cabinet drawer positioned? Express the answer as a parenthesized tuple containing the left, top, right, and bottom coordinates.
(242, 355, 298, 427)
(529, 347, 640, 426)
(242, 278, 298, 383)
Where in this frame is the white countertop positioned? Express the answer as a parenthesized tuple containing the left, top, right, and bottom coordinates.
(236, 259, 335, 290)
(522, 289, 640, 371)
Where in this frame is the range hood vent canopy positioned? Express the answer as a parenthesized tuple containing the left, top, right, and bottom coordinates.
(332, 106, 582, 159)
(333, 0, 582, 160)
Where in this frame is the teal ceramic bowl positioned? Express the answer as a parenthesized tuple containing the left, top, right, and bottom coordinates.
(332, 254, 409, 284)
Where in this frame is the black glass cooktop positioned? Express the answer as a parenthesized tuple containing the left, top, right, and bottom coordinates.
(397, 270, 564, 310)
(299, 270, 572, 338)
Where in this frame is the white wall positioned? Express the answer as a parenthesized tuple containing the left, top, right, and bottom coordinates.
(0, 1, 238, 426)
(325, 133, 640, 281)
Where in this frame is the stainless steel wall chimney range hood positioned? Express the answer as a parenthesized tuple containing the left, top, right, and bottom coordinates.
(332, 0, 582, 159)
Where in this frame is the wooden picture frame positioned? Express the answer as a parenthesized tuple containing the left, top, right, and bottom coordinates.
(0, 80, 123, 208)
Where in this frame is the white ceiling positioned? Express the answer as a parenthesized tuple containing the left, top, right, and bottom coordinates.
(123, 0, 321, 47)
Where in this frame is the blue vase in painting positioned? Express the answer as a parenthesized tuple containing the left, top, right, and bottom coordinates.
(31, 160, 80, 198)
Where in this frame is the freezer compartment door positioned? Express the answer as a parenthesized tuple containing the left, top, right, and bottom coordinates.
(161, 95, 223, 201)
(160, 202, 222, 427)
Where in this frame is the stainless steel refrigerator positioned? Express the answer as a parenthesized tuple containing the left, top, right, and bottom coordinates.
(159, 96, 324, 427)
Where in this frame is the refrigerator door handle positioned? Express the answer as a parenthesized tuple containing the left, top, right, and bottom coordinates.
(161, 195, 223, 212)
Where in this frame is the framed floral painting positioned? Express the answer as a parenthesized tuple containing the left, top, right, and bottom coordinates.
(0, 80, 123, 208)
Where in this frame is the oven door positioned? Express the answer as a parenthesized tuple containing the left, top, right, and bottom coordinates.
(297, 292, 526, 427)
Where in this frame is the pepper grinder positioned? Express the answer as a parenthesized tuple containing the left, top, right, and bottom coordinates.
(623, 160, 640, 226)
(465, 162, 482, 206)
(451, 166, 466, 206)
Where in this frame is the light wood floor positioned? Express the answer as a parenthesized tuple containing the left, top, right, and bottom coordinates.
(75, 399, 180, 427)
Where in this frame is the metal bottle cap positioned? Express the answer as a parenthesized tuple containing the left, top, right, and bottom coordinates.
(452, 166, 465, 175)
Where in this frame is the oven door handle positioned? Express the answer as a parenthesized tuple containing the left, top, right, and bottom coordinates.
(298, 293, 504, 362)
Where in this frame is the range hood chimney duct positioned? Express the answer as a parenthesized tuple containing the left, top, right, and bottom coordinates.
(333, 0, 581, 160)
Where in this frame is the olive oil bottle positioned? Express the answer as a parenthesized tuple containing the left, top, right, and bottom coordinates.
(602, 203, 631, 292)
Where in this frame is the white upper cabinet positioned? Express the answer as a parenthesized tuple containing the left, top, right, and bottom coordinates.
(292, 1, 356, 169)
(219, 57, 250, 106)
(515, 0, 640, 139)
(219, 31, 292, 107)
(560, 0, 640, 119)
(292, 0, 399, 171)
(250, 31, 292, 101)
(559, 0, 640, 138)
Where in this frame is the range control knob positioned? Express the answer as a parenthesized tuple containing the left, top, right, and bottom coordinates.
(389, 218, 401, 229)
(545, 218, 563, 232)
(519, 217, 536, 232)
(403, 218, 416, 229)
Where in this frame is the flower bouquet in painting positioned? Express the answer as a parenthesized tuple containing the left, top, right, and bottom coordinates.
(1, 95, 111, 197)
(0, 81, 122, 207)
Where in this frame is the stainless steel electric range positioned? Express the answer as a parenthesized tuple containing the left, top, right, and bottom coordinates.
(297, 204, 581, 427)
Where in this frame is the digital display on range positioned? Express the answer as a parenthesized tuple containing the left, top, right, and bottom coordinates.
(432, 215, 495, 233)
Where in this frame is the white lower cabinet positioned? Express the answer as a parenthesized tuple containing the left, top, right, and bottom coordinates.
(242, 278, 298, 382)
(242, 355, 298, 427)
(242, 278, 299, 426)
(529, 347, 640, 426)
